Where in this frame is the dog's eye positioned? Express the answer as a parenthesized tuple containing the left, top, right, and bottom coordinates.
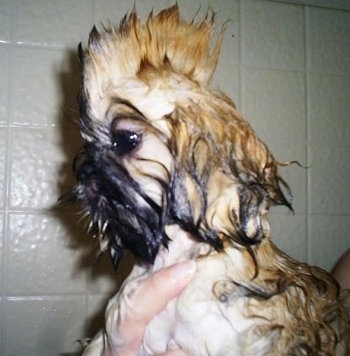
(111, 130, 142, 155)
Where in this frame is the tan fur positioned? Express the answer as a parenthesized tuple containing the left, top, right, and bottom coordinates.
(86, 6, 223, 86)
(81, 5, 224, 125)
(79, 5, 350, 355)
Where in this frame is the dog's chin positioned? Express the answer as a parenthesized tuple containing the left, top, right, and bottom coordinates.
(74, 142, 170, 266)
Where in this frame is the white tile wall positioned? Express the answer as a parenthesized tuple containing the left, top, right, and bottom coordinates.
(270, 213, 308, 262)
(242, 67, 306, 145)
(10, 128, 67, 208)
(6, 213, 87, 295)
(308, 73, 350, 145)
(0, 0, 11, 44)
(307, 6, 350, 75)
(13, 0, 94, 48)
(309, 214, 350, 271)
(3, 296, 86, 355)
(11, 47, 67, 126)
(0, 0, 349, 355)
(0, 213, 3, 289)
(242, 0, 305, 70)
(0, 129, 6, 208)
(309, 144, 350, 215)
(0, 46, 10, 122)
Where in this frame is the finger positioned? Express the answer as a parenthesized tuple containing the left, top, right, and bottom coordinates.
(161, 349, 187, 356)
(131, 260, 197, 319)
(112, 260, 196, 354)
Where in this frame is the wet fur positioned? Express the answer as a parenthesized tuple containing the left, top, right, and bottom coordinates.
(73, 5, 350, 355)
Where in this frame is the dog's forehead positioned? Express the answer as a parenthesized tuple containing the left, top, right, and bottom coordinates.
(116, 71, 199, 119)
(84, 69, 202, 138)
(81, 5, 224, 128)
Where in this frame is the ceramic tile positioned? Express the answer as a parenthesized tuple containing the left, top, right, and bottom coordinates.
(85, 294, 110, 338)
(6, 212, 87, 295)
(212, 63, 240, 106)
(93, 0, 142, 23)
(93, 0, 215, 24)
(14, 0, 93, 48)
(11, 46, 80, 127)
(307, 6, 350, 75)
(3, 296, 86, 356)
(308, 73, 350, 145)
(0, 128, 6, 209)
(276, 0, 350, 10)
(85, 252, 120, 295)
(309, 144, 350, 215)
(242, 0, 305, 70)
(10, 127, 81, 209)
(269, 213, 307, 262)
(0, 0, 12, 43)
(0, 213, 3, 290)
(309, 214, 350, 271)
(242, 67, 306, 144)
(86, 251, 134, 295)
(0, 45, 10, 124)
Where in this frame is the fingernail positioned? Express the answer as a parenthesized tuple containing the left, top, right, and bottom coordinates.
(170, 260, 196, 283)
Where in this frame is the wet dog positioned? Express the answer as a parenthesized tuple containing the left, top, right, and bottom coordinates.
(73, 5, 350, 355)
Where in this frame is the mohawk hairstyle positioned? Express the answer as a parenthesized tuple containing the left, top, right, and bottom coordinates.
(82, 5, 224, 92)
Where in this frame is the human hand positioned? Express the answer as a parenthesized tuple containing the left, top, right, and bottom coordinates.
(105, 260, 196, 356)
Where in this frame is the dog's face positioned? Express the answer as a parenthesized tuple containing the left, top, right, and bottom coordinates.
(75, 6, 291, 266)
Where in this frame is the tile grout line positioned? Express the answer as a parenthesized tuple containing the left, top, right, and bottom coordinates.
(238, 0, 243, 111)
(304, 5, 311, 264)
(272, 0, 350, 11)
(1, 0, 16, 352)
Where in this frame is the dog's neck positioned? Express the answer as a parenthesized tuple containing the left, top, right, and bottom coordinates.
(151, 225, 214, 272)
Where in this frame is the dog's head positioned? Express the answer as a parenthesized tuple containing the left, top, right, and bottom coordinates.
(75, 5, 291, 266)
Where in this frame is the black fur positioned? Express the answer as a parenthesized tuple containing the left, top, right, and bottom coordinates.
(75, 142, 170, 265)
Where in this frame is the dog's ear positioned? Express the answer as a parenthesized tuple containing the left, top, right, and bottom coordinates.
(166, 97, 293, 246)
